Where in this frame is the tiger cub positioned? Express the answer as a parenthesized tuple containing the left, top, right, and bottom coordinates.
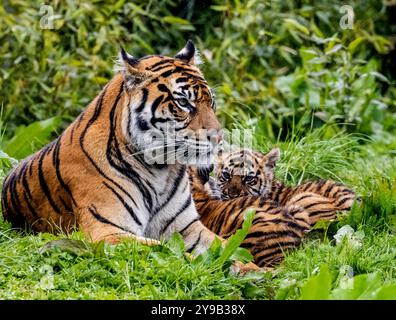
(1, 41, 234, 258)
(189, 167, 338, 267)
(215, 148, 356, 224)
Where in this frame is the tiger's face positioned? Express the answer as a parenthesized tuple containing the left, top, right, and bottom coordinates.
(215, 148, 280, 199)
(120, 41, 221, 168)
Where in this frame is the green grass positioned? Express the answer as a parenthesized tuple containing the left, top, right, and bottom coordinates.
(1, 130, 395, 300)
(0, 211, 269, 300)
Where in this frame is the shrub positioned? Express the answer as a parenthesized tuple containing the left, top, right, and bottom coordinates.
(1, 0, 395, 138)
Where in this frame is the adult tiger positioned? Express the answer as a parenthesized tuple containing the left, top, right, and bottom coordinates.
(1, 41, 231, 257)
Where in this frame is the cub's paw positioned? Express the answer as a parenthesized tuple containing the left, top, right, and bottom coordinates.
(230, 261, 261, 275)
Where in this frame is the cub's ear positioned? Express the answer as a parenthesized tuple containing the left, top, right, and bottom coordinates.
(174, 40, 202, 65)
(118, 47, 150, 90)
(264, 148, 280, 169)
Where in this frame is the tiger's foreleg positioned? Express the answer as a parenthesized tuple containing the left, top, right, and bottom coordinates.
(99, 233, 161, 246)
(177, 218, 222, 255)
(76, 207, 160, 246)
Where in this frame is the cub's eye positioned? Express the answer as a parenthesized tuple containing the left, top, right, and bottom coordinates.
(176, 98, 189, 107)
(244, 175, 257, 184)
(220, 171, 230, 181)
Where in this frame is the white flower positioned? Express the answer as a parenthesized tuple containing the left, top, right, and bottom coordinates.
(338, 265, 355, 289)
(334, 225, 365, 249)
(37, 265, 55, 290)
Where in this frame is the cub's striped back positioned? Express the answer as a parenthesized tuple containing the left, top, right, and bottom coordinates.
(189, 168, 310, 266)
(190, 146, 357, 266)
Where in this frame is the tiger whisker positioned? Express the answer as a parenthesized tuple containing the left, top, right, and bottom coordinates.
(122, 142, 184, 157)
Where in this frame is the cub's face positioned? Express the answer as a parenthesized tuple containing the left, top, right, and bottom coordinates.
(120, 41, 221, 168)
(215, 148, 280, 199)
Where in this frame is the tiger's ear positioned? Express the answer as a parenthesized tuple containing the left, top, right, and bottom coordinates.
(174, 40, 202, 65)
(119, 47, 150, 91)
(263, 148, 280, 169)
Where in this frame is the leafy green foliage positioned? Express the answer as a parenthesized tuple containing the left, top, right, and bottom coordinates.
(2, 117, 61, 160)
(202, 0, 395, 138)
(217, 208, 255, 265)
(1, 0, 395, 139)
(187, 209, 254, 269)
(331, 272, 396, 300)
(300, 264, 331, 300)
(0, 226, 269, 299)
(0, 0, 215, 135)
(0, 150, 17, 179)
(297, 264, 396, 300)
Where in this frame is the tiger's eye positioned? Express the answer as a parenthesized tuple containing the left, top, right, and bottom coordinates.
(244, 175, 257, 184)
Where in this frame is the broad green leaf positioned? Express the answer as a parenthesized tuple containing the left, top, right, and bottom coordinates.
(210, 5, 228, 11)
(217, 209, 255, 265)
(370, 72, 389, 83)
(3, 117, 61, 159)
(162, 16, 191, 25)
(243, 283, 263, 299)
(331, 273, 382, 300)
(300, 264, 331, 300)
(299, 47, 318, 62)
(284, 18, 309, 35)
(274, 74, 296, 94)
(0, 150, 18, 168)
(306, 90, 320, 108)
(376, 284, 396, 300)
(209, 236, 223, 257)
(348, 37, 364, 53)
(194, 236, 223, 266)
(230, 247, 254, 264)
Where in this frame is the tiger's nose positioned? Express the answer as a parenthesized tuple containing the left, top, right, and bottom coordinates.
(227, 188, 239, 198)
